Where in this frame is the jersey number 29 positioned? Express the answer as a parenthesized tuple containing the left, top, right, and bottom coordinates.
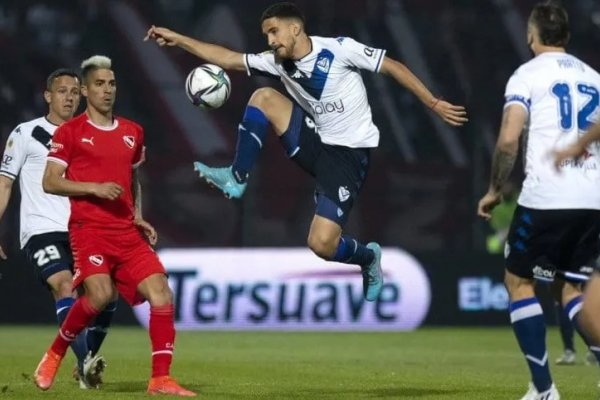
(551, 82, 599, 132)
(33, 245, 61, 267)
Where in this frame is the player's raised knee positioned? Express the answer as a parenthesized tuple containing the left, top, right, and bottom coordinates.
(248, 87, 279, 109)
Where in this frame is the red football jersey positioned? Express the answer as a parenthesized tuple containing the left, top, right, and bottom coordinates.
(48, 113, 145, 229)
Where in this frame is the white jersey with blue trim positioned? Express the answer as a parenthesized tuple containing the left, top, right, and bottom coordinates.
(0, 117, 69, 248)
(505, 52, 600, 209)
(244, 35, 386, 148)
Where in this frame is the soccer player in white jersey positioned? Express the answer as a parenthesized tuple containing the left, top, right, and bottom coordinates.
(145, 2, 467, 302)
(478, 3, 600, 399)
(0, 69, 113, 388)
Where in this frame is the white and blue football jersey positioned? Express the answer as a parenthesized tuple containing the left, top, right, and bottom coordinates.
(505, 52, 600, 209)
(244, 36, 386, 148)
(0, 117, 69, 248)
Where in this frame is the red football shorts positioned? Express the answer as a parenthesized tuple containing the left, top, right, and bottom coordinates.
(69, 225, 165, 305)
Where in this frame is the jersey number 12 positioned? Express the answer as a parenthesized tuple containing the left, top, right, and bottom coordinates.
(551, 82, 599, 132)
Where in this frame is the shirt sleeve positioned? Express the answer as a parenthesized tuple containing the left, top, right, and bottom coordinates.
(504, 70, 531, 113)
(0, 125, 28, 180)
(335, 37, 386, 73)
(132, 127, 145, 169)
(243, 51, 281, 80)
(47, 124, 72, 167)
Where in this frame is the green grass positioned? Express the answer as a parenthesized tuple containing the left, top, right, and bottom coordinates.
(0, 326, 597, 399)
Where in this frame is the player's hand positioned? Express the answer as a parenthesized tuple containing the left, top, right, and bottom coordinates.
(92, 182, 123, 200)
(553, 142, 586, 171)
(477, 190, 502, 220)
(431, 99, 468, 127)
(0, 244, 7, 260)
(144, 25, 180, 47)
(134, 218, 158, 246)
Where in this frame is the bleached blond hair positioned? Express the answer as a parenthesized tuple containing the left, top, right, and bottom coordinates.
(81, 55, 112, 70)
(81, 55, 113, 83)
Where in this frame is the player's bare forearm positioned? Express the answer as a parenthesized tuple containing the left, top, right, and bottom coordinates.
(132, 169, 143, 219)
(43, 161, 109, 198)
(178, 36, 246, 71)
(380, 57, 434, 106)
(379, 57, 468, 126)
(43, 173, 96, 197)
(0, 175, 14, 222)
(43, 161, 87, 196)
(488, 105, 526, 193)
(489, 146, 517, 193)
(145, 26, 246, 71)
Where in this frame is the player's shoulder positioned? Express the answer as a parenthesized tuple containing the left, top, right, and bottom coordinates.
(250, 49, 277, 65)
(115, 116, 143, 134)
(10, 116, 49, 137)
(312, 35, 355, 50)
(512, 57, 543, 78)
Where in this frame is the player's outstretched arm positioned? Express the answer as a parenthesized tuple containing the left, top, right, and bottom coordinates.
(379, 57, 468, 127)
(144, 25, 246, 71)
(477, 105, 527, 220)
(554, 121, 600, 169)
(43, 161, 124, 200)
(0, 176, 15, 260)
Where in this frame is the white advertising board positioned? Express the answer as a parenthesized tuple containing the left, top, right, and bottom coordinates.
(133, 248, 431, 331)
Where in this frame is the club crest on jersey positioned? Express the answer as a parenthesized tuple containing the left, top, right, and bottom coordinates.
(316, 56, 331, 73)
(338, 186, 350, 202)
(89, 255, 104, 266)
(123, 136, 135, 149)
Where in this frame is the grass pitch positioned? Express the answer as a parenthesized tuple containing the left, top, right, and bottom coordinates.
(0, 326, 597, 399)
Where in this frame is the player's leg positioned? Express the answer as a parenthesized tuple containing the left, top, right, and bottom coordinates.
(45, 271, 90, 373)
(505, 271, 556, 397)
(307, 213, 381, 302)
(116, 230, 195, 396)
(558, 214, 600, 369)
(34, 228, 116, 390)
(34, 273, 114, 390)
(78, 288, 117, 389)
(581, 273, 600, 344)
(560, 280, 600, 366)
(504, 206, 556, 397)
(86, 294, 117, 357)
(136, 273, 175, 377)
(551, 280, 576, 365)
(135, 273, 195, 396)
(61, 234, 114, 389)
(25, 234, 90, 384)
(193, 87, 293, 198)
(301, 134, 381, 301)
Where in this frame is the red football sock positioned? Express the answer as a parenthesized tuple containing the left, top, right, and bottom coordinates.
(149, 304, 175, 378)
(50, 296, 100, 356)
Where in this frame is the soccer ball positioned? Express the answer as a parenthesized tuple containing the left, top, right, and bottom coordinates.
(185, 64, 231, 109)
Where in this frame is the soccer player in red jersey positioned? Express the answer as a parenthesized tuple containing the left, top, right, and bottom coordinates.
(32, 55, 196, 397)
